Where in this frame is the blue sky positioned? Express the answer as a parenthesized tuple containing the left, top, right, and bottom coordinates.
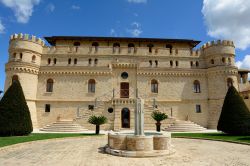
(0, 0, 250, 92)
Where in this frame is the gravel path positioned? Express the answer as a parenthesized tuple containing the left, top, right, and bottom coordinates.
(0, 136, 249, 166)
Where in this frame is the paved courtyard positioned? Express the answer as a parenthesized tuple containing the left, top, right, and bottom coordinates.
(0, 136, 249, 166)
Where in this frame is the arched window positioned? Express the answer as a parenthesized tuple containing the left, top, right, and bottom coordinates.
(73, 42, 80, 46)
(195, 61, 199, 67)
(20, 53, 23, 59)
(193, 80, 201, 93)
(155, 60, 158, 67)
(88, 58, 92, 65)
(113, 43, 120, 53)
(94, 59, 98, 65)
(32, 55, 36, 62)
(170, 60, 173, 67)
(68, 58, 71, 64)
(166, 44, 173, 54)
(149, 60, 152, 66)
(175, 61, 179, 67)
(53, 58, 57, 64)
(12, 75, 19, 83)
(222, 57, 226, 63)
(92, 42, 99, 52)
(190, 61, 193, 67)
(74, 58, 77, 64)
(151, 79, 158, 93)
(227, 78, 233, 87)
(46, 79, 54, 92)
(88, 79, 96, 93)
(147, 44, 154, 53)
(48, 58, 51, 65)
(210, 59, 214, 64)
(128, 43, 135, 53)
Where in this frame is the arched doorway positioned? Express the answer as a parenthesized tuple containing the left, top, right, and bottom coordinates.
(121, 108, 130, 128)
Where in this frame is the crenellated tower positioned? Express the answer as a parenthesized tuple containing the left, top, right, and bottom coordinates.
(201, 40, 238, 128)
(5, 33, 45, 128)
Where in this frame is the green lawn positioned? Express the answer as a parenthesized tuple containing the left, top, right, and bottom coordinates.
(172, 133, 250, 144)
(0, 133, 99, 148)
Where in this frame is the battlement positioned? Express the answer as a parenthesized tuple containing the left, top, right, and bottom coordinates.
(201, 40, 234, 50)
(10, 33, 45, 46)
(191, 49, 201, 56)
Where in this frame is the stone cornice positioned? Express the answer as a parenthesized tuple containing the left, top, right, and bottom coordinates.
(5, 61, 39, 74)
(39, 70, 112, 75)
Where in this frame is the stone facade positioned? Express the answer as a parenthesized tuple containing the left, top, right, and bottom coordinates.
(5, 33, 245, 130)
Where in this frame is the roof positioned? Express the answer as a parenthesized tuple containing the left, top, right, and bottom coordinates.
(238, 69, 250, 73)
(44, 36, 201, 47)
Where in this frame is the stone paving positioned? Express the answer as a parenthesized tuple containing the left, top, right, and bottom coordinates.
(0, 136, 249, 166)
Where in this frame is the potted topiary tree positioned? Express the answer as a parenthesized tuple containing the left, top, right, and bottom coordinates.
(88, 115, 107, 134)
(151, 111, 168, 132)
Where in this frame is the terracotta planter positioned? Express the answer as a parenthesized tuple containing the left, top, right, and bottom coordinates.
(155, 122, 161, 132)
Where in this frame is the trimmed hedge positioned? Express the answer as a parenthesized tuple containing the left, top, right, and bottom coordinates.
(0, 80, 33, 136)
(217, 86, 250, 135)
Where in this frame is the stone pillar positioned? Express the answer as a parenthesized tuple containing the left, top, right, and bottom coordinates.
(135, 98, 144, 135)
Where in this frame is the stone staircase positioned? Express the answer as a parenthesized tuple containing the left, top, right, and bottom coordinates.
(40, 120, 88, 132)
(164, 120, 206, 132)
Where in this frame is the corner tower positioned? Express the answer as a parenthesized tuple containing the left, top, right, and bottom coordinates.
(201, 40, 238, 128)
(5, 33, 45, 128)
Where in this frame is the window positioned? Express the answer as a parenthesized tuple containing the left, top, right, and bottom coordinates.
(196, 105, 201, 113)
(113, 43, 120, 53)
(151, 79, 158, 93)
(108, 107, 114, 113)
(175, 61, 179, 67)
(190, 61, 193, 67)
(48, 58, 51, 65)
(68, 58, 71, 64)
(88, 79, 96, 93)
(121, 72, 128, 79)
(155, 60, 158, 67)
(20, 53, 23, 59)
(32, 55, 36, 62)
(53, 58, 57, 64)
(210, 59, 214, 64)
(128, 43, 135, 53)
(92, 42, 99, 52)
(45, 104, 50, 112)
(94, 59, 98, 65)
(170, 60, 173, 67)
(193, 80, 201, 93)
(12, 75, 18, 83)
(149, 60, 152, 66)
(195, 61, 199, 67)
(88, 58, 92, 65)
(147, 44, 154, 53)
(73, 42, 80, 46)
(166, 44, 173, 54)
(227, 78, 233, 87)
(74, 58, 77, 64)
(222, 57, 226, 63)
(46, 79, 54, 92)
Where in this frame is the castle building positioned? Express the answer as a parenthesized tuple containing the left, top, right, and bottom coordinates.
(4, 33, 249, 130)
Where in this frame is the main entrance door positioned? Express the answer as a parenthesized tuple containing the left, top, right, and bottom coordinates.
(120, 82, 129, 98)
(121, 108, 130, 128)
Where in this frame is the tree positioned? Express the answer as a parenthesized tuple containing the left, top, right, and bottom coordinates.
(151, 111, 168, 132)
(217, 86, 250, 135)
(88, 115, 107, 134)
(0, 80, 33, 136)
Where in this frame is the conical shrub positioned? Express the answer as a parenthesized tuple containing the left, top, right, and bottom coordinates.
(0, 80, 33, 136)
(217, 86, 250, 135)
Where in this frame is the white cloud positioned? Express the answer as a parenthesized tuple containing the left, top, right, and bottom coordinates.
(46, 3, 55, 13)
(127, 0, 147, 4)
(127, 21, 142, 37)
(0, 20, 5, 33)
(202, 0, 250, 50)
(0, 0, 40, 23)
(71, 5, 80, 10)
(110, 28, 117, 36)
(236, 55, 250, 69)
